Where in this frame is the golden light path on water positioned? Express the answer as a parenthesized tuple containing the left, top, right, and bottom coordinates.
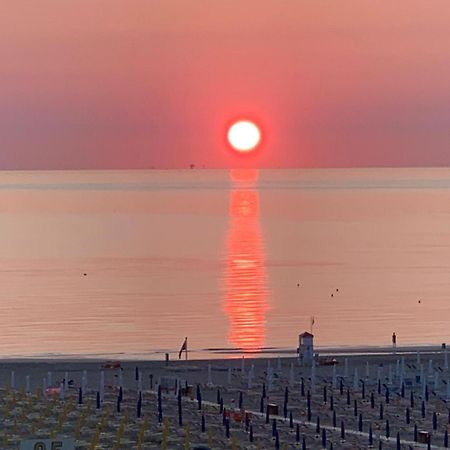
(3, 169, 450, 359)
(223, 169, 269, 352)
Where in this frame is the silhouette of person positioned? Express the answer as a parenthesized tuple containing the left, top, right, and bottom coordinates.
(392, 332, 397, 354)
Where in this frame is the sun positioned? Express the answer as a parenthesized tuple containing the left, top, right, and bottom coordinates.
(227, 120, 261, 153)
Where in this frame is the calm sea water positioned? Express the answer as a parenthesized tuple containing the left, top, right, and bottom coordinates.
(1, 168, 450, 359)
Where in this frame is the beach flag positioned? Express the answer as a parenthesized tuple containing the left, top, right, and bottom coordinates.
(179, 337, 188, 360)
(310, 316, 315, 333)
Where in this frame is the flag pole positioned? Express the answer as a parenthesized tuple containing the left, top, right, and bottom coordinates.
(185, 337, 188, 361)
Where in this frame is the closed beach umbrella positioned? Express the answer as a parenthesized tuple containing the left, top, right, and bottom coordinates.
(323, 385, 327, 403)
(396, 432, 400, 450)
(358, 413, 363, 432)
(346, 389, 350, 406)
(216, 388, 220, 404)
(444, 429, 448, 447)
(219, 397, 223, 414)
(339, 378, 343, 395)
(302, 436, 306, 450)
(283, 400, 287, 419)
(223, 408, 227, 426)
(119, 386, 123, 402)
(272, 418, 277, 437)
(239, 391, 243, 409)
(158, 386, 162, 417)
(361, 380, 365, 399)
(289, 411, 293, 428)
(385, 387, 390, 404)
(414, 423, 418, 442)
(135, 366, 139, 381)
(369, 425, 373, 446)
(321, 428, 326, 448)
(316, 416, 320, 435)
(137, 392, 142, 418)
(340, 420, 345, 441)
(379, 403, 384, 420)
(249, 425, 254, 443)
(307, 392, 311, 421)
(96, 391, 101, 409)
(410, 391, 414, 408)
(266, 405, 270, 424)
(433, 411, 437, 430)
(260, 395, 264, 413)
(263, 382, 266, 398)
(370, 392, 375, 409)
(225, 418, 230, 439)
(296, 423, 300, 443)
(117, 396, 121, 413)
(354, 399, 358, 417)
(330, 395, 334, 411)
(149, 373, 153, 390)
(406, 407, 410, 424)
(421, 400, 426, 418)
(201, 413, 206, 433)
(275, 430, 280, 449)
(401, 382, 405, 398)
(78, 387, 83, 405)
(385, 419, 390, 439)
(332, 410, 337, 428)
(301, 378, 305, 397)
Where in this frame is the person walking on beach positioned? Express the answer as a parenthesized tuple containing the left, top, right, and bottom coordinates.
(392, 332, 397, 354)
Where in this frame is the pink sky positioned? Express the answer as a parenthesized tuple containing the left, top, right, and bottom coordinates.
(1, 1, 449, 169)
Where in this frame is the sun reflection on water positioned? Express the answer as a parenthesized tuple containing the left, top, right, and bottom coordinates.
(223, 169, 269, 352)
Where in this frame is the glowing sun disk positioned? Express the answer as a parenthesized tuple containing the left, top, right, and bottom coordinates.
(228, 120, 261, 152)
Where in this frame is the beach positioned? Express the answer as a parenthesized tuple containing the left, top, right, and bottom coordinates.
(1, 348, 450, 449)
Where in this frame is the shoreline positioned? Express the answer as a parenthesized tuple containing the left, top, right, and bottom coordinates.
(0, 343, 447, 364)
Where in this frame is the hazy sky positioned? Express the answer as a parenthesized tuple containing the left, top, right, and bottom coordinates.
(1, 1, 449, 169)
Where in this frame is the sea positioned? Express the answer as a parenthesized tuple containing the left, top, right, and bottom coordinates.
(1, 168, 450, 360)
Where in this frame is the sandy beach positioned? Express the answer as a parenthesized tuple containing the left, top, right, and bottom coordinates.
(1, 348, 450, 449)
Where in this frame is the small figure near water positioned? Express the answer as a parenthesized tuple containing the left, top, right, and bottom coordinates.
(392, 332, 397, 354)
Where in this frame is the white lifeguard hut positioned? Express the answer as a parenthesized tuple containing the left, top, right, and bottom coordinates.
(299, 332, 314, 366)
